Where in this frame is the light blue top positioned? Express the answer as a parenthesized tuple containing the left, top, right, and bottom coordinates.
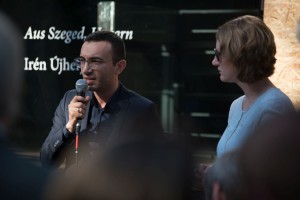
(217, 87, 294, 157)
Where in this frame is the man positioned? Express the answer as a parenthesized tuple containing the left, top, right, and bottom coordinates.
(40, 31, 164, 169)
(0, 11, 49, 200)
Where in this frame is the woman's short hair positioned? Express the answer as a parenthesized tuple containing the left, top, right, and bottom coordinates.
(216, 15, 276, 83)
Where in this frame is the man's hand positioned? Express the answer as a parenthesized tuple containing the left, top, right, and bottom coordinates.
(66, 95, 90, 133)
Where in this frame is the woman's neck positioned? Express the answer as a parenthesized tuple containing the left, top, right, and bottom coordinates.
(238, 78, 275, 111)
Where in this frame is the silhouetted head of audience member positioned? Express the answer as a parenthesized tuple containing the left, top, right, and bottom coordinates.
(203, 150, 244, 200)
(0, 11, 23, 128)
(239, 112, 300, 200)
(46, 139, 195, 200)
(0, 11, 51, 200)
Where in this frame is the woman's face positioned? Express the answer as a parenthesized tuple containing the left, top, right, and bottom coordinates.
(212, 40, 239, 83)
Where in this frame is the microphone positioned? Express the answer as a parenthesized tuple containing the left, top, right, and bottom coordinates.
(74, 79, 87, 166)
(75, 79, 88, 125)
(75, 79, 88, 97)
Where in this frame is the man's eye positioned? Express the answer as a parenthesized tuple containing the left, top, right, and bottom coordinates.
(90, 60, 103, 64)
(75, 58, 85, 63)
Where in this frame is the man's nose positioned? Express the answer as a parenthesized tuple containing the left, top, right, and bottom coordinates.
(81, 62, 92, 73)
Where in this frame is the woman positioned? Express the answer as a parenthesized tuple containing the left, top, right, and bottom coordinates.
(212, 15, 294, 157)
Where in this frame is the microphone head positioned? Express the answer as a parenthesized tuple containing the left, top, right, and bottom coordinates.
(75, 79, 88, 93)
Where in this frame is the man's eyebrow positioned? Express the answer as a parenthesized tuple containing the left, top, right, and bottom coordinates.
(80, 56, 104, 61)
(89, 57, 104, 60)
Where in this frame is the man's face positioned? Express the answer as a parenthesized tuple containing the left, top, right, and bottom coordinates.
(80, 41, 118, 93)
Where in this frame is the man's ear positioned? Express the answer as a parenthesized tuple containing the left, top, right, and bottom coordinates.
(115, 59, 126, 75)
(212, 182, 226, 200)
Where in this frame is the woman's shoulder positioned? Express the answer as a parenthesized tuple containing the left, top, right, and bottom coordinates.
(262, 88, 292, 104)
(258, 88, 294, 111)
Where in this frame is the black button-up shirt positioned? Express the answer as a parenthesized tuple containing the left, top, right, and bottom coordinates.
(63, 84, 121, 148)
(86, 85, 121, 146)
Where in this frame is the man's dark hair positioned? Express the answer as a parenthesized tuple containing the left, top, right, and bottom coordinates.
(85, 31, 126, 65)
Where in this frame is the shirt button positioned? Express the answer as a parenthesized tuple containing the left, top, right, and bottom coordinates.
(54, 140, 60, 148)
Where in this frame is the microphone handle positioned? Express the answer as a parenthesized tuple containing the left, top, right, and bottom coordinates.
(74, 79, 87, 167)
(76, 90, 85, 126)
(77, 91, 85, 97)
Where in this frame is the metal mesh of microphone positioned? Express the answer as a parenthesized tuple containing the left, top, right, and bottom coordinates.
(75, 79, 88, 93)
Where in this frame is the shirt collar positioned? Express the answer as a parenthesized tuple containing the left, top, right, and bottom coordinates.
(91, 83, 122, 112)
